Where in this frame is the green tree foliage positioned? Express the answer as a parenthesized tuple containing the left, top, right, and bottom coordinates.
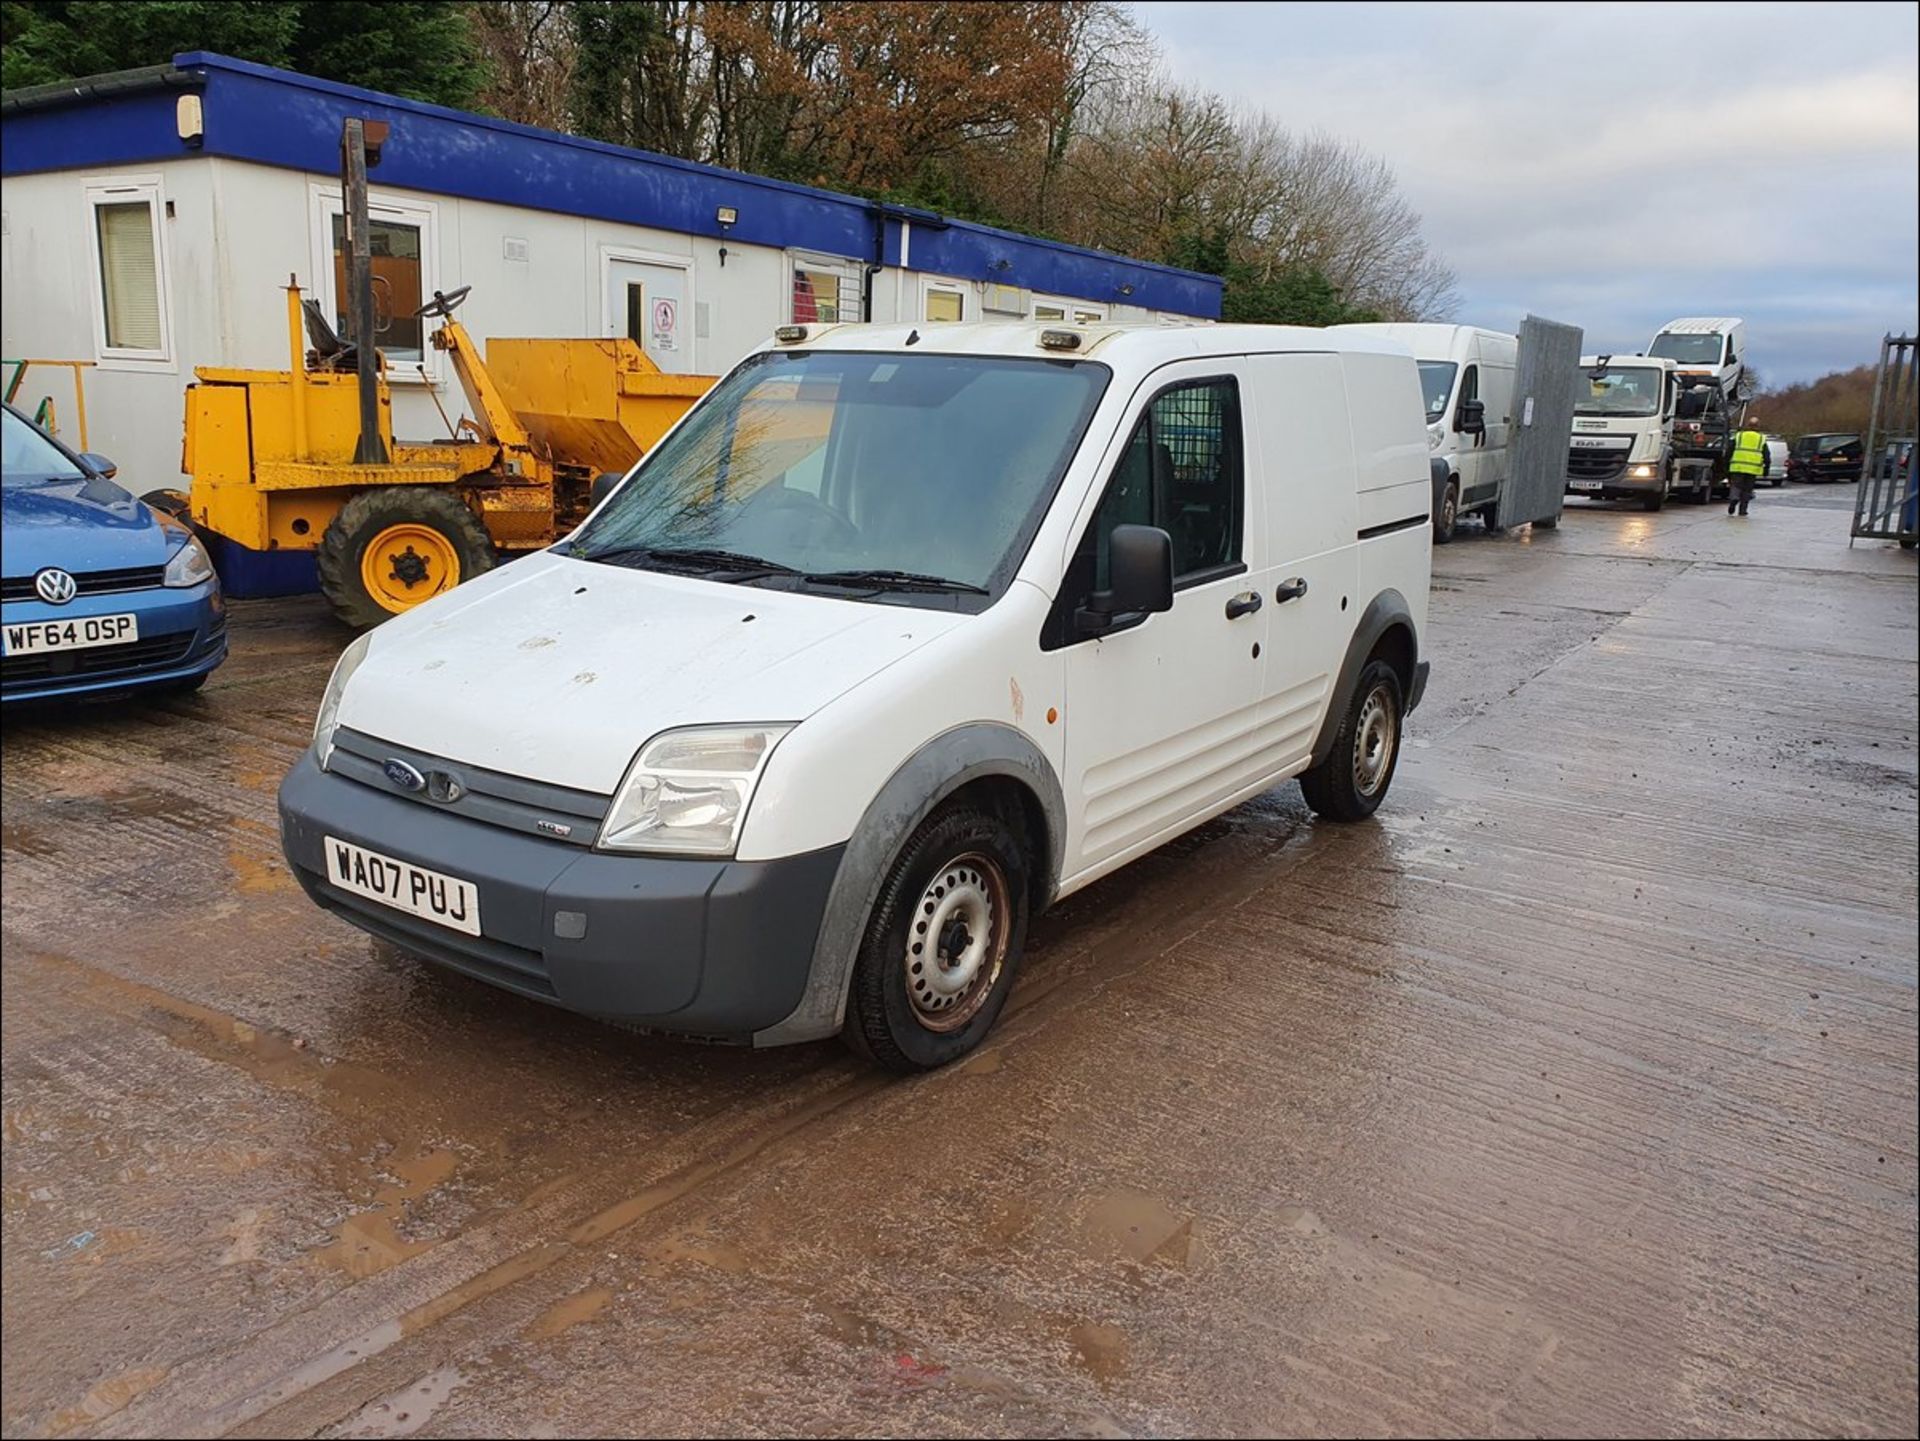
(1, 1, 486, 107)
(1167, 227, 1381, 326)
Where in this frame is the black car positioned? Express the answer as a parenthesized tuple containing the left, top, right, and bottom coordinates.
(1876, 439, 1914, 480)
(1786, 433, 1864, 483)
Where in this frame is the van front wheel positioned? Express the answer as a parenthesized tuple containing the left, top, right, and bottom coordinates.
(1300, 659, 1404, 822)
(843, 803, 1030, 1071)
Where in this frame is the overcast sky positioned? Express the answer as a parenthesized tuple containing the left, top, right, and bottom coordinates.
(1133, 1, 1920, 386)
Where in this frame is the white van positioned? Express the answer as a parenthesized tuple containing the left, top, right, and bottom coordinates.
(1335, 323, 1516, 542)
(1647, 317, 1747, 396)
(279, 323, 1433, 1070)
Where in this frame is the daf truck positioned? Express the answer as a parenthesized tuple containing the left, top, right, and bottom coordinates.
(1565, 355, 1730, 510)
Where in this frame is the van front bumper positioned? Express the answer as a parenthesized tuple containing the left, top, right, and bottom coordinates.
(278, 751, 843, 1041)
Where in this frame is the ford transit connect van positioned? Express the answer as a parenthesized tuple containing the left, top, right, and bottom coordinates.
(279, 323, 1433, 1070)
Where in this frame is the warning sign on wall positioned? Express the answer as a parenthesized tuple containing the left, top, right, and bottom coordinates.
(651, 297, 678, 351)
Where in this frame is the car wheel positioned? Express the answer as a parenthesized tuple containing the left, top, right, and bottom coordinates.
(1433, 480, 1459, 545)
(317, 487, 496, 629)
(1299, 659, 1404, 823)
(843, 801, 1031, 1072)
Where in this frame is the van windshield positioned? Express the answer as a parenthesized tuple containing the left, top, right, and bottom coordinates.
(1417, 362, 1457, 421)
(569, 349, 1109, 602)
(1648, 332, 1724, 365)
(1576, 366, 1664, 417)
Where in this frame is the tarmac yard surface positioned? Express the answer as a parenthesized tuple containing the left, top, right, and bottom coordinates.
(3, 486, 1916, 1438)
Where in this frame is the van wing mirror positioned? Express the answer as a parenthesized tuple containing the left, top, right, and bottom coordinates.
(1076, 524, 1174, 637)
(590, 472, 624, 508)
(1457, 398, 1486, 435)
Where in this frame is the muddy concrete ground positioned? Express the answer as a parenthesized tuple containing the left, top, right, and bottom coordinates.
(4, 484, 1916, 1439)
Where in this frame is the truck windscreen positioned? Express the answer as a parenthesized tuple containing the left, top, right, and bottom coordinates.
(1576, 368, 1663, 417)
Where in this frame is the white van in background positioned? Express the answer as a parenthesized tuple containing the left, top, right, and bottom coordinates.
(280, 322, 1434, 1070)
(1647, 317, 1748, 398)
(1334, 323, 1516, 542)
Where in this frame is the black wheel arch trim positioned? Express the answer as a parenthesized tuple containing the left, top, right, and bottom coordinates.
(1308, 589, 1422, 769)
(752, 722, 1066, 1046)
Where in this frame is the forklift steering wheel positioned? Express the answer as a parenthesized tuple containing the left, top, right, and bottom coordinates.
(413, 286, 472, 320)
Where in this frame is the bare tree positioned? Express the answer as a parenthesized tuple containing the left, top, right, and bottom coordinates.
(471, 1, 577, 130)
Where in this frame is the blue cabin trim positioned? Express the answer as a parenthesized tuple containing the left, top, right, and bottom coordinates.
(2, 52, 1223, 319)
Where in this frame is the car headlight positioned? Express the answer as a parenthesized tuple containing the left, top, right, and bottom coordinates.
(163, 534, 216, 588)
(598, 724, 793, 856)
(313, 632, 373, 769)
(1628, 463, 1656, 479)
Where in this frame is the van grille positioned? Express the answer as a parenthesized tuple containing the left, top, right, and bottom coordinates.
(327, 727, 610, 847)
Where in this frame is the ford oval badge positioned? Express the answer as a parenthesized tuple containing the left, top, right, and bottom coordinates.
(383, 759, 426, 792)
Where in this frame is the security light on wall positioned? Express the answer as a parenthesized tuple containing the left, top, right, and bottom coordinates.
(716, 206, 738, 228)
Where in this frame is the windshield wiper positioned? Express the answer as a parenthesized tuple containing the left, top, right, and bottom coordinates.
(799, 568, 990, 595)
(574, 543, 798, 577)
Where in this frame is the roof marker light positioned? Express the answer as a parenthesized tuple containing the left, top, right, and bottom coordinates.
(1039, 328, 1081, 352)
(775, 325, 808, 344)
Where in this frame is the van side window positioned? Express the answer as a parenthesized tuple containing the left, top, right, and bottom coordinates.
(1090, 377, 1244, 587)
(1456, 364, 1479, 423)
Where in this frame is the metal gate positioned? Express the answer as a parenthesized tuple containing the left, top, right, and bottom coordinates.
(1497, 314, 1585, 528)
(1852, 333, 1918, 546)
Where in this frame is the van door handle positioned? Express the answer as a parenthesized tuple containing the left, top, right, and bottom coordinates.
(1224, 591, 1263, 620)
(1274, 577, 1309, 603)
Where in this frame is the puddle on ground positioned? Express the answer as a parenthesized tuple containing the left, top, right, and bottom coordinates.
(328, 1365, 466, 1438)
(45, 1366, 170, 1436)
(1083, 1188, 1195, 1265)
(2, 821, 60, 858)
(315, 1148, 458, 1279)
(1068, 1321, 1129, 1382)
(524, 1285, 613, 1340)
(228, 844, 294, 894)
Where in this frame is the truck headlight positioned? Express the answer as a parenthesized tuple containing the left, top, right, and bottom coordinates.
(598, 725, 792, 856)
(1628, 463, 1656, 479)
(313, 632, 372, 769)
(163, 534, 216, 588)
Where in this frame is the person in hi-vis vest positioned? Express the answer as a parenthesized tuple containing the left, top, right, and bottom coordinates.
(1727, 420, 1767, 516)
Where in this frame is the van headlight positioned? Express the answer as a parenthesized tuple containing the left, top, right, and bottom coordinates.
(313, 632, 372, 769)
(598, 725, 793, 856)
(163, 534, 216, 588)
(1427, 422, 1445, 451)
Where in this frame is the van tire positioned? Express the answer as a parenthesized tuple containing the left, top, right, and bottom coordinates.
(842, 802, 1030, 1072)
(318, 487, 495, 629)
(1299, 659, 1403, 822)
(1434, 481, 1459, 544)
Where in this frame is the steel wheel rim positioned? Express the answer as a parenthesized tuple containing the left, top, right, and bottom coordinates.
(1441, 488, 1457, 529)
(903, 851, 1009, 1032)
(1352, 684, 1397, 797)
(362, 523, 459, 613)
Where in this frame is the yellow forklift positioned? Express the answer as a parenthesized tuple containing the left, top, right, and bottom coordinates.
(174, 118, 714, 627)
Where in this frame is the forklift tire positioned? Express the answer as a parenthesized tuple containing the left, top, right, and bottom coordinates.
(318, 487, 495, 629)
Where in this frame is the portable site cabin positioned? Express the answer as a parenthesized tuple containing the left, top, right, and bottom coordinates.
(0, 52, 1222, 592)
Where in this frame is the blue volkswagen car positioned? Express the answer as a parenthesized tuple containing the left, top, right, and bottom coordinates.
(2, 403, 226, 702)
